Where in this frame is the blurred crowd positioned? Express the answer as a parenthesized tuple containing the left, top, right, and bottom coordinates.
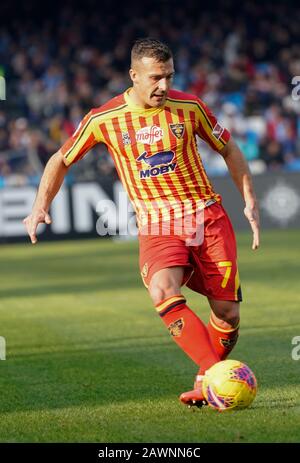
(0, 0, 300, 186)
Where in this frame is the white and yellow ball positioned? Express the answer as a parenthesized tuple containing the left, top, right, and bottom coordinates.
(202, 359, 257, 411)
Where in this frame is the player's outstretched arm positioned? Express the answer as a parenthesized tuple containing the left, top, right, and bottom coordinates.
(23, 150, 68, 244)
(220, 138, 260, 251)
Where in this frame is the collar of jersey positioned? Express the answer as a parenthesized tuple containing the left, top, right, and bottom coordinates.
(124, 88, 164, 113)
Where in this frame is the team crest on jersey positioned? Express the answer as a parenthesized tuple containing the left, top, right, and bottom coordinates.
(137, 150, 177, 178)
(136, 125, 163, 145)
(212, 123, 224, 140)
(169, 123, 185, 139)
(168, 318, 184, 337)
(122, 132, 131, 145)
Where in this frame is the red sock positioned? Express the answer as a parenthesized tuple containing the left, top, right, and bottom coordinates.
(156, 295, 219, 373)
(207, 314, 239, 360)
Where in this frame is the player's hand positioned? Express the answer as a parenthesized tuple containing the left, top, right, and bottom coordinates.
(23, 209, 52, 244)
(244, 203, 260, 250)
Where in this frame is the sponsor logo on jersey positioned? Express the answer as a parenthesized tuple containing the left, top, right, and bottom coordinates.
(137, 150, 176, 178)
(136, 125, 163, 145)
(212, 123, 224, 140)
(169, 123, 185, 139)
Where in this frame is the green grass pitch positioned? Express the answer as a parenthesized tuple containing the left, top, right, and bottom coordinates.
(0, 229, 300, 443)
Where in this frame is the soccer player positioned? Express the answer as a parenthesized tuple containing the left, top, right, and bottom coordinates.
(23, 38, 260, 407)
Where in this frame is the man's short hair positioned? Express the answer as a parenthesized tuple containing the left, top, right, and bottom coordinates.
(131, 38, 173, 66)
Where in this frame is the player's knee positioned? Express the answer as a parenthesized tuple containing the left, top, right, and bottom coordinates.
(148, 267, 184, 306)
(215, 302, 240, 328)
(148, 280, 180, 306)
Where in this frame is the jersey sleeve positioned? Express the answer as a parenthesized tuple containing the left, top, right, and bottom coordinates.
(195, 98, 230, 153)
(61, 110, 101, 166)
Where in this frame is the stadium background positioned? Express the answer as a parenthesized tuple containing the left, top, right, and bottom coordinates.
(1, 0, 300, 241)
(0, 0, 300, 444)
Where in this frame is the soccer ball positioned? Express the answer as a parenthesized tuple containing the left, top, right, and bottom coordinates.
(202, 359, 257, 411)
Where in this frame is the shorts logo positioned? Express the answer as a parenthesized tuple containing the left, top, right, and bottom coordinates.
(212, 123, 224, 140)
(141, 263, 148, 278)
(136, 125, 163, 145)
(168, 318, 184, 337)
(137, 150, 177, 178)
(122, 132, 131, 145)
(169, 123, 185, 139)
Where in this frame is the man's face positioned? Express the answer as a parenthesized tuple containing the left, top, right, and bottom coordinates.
(129, 57, 174, 108)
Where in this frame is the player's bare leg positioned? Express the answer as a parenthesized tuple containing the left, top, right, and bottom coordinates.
(148, 266, 184, 305)
(148, 267, 220, 407)
(207, 299, 240, 360)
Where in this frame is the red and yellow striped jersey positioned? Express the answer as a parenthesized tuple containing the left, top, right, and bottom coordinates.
(61, 88, 230, 227)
